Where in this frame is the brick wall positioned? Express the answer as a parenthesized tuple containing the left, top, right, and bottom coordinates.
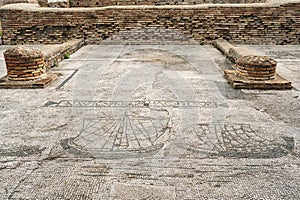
(69, 0, 266, 7)
(0, 2, 299, 45)
(2, 0, 38, 6)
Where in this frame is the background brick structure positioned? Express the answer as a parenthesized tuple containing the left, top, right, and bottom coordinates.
(35, 0, 267, 8)
(68, 0, 266, 7)
(0, 2, 299, 45)
(2, 0, 37, 6)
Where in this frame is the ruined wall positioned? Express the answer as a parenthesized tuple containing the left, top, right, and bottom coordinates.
(69, 0, 266, 7)
(2, 0, 38, 6)
(0, 2, 299, 45)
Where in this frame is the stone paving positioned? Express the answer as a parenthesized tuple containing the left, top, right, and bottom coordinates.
(0, 44, 299, 199)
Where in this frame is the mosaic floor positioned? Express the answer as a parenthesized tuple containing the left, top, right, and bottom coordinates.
(0, 44, 299, 199)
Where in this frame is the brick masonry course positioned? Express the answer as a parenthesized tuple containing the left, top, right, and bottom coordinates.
(0, 39, 83, 88)
(0, 2, 299, 45)
(67, 0, 266, 8)
(2, 0, 37, 6)
(235, 55, 277, 80)
(4, 46, 46, 81)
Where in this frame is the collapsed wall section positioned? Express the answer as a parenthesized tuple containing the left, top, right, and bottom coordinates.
(0, 2, 299, 45)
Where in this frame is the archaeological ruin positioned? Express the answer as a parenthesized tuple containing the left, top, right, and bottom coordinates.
(0, 0, 299, 45)
(0, 1, 299, 199)
(0, 0, 298, 89)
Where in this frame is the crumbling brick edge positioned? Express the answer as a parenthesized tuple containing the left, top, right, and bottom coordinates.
(44, 39, 85, 70)
(213, 39, 253, 64)
(0, 39, 84, 89)
(213, 39, 293, 90)
(224, 71, 292, 90)
(0, 72, 59, 89)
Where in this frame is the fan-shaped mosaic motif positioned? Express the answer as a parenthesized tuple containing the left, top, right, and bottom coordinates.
(185, 122, 295, 159)
(61, 112, 171, 159)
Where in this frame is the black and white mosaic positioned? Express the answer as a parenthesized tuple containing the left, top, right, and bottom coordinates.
(44, 100, 219, 108)
(184, 122, 296, 159)
(60, 115, 171, 159)
(0, 145, 44, 158)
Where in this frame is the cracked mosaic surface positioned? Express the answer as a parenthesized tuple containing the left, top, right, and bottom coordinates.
(0, 44, 299, 199)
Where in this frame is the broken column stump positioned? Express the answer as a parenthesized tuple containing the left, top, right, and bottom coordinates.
(0, 46, 58, 89)
(5, 47, 46, 81)
(224, 55, 292, 90)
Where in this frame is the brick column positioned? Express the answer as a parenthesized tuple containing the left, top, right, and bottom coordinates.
(224, 55, 292, 89)
(4, 47, 46, 81)
(235, 56, 277, 81)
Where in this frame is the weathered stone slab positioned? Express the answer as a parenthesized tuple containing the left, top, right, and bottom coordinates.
(213, 39, 254, 63)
